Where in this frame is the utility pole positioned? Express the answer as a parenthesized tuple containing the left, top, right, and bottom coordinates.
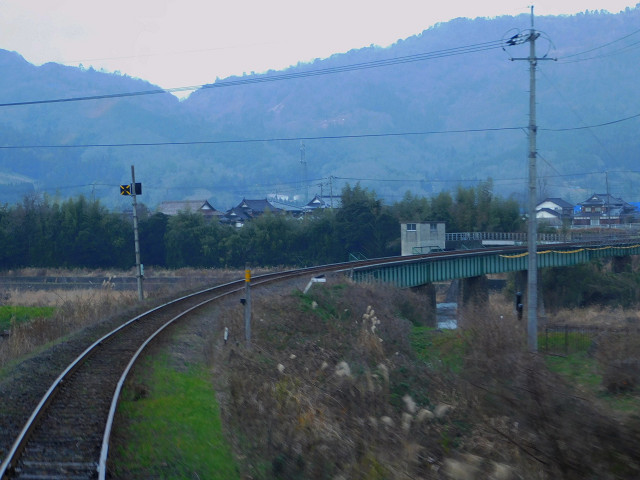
(131, 165, 144, 301)
(605, 171, 610, 227)
(509, 7, 555, 351)
(329, 176, 334, 209)
(244, 266, 252, 349)
(300, 142, 308, 203)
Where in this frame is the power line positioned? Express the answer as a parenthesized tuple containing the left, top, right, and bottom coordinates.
(0, 126, 523, 149)
(557, 27, 640, 61)
(557, 40, 640, 63)
(27, 168, 640, 202)
(0, 39, 506, 108)
(2, 107, 640, 150)
(539, 111, 640, 131)
(538, 69, 618, 167)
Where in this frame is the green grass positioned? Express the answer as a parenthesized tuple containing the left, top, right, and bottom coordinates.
(411, 325, 640, 415)
(545, 352, 602, 390)
(114, 355, 240, 480)
(545, 352, 640, 413)
(411, 326, 465, 373)
(0, 305, 56, 330)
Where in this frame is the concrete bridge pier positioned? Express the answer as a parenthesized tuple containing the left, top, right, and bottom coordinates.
(457, 275, 489, 328)
(411, 283, 437, 327)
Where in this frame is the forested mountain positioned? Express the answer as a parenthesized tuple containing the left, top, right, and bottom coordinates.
(0, 8, 638, 210)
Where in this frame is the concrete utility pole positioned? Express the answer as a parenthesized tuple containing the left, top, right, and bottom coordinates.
(510, 7, 555, 351)
(300, 142, 308, 203)
(244, 266, 252, 349)
(329, 176, 334, 208)
(131, 165, 144, 301)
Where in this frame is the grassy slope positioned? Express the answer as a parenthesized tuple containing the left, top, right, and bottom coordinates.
(111, 280, 640, 479)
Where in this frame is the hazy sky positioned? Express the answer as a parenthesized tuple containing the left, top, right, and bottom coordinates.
(0, 0, 636, 96)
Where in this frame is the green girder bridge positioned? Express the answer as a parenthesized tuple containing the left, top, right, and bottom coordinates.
(348, 241, 640, 289)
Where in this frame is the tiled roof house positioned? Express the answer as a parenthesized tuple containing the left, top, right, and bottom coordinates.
(157, 200, 223, 219)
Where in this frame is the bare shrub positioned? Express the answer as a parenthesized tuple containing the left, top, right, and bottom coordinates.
(541, 305, 640, 394)
(205, 280, 640, 479)
(460, 303, 640, 479)
(215, 280, 461, 479)
(593, 330, 640, 393)
(462, 301, 526, 377)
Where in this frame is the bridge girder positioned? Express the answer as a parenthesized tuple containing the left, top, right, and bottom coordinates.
(350, 244, 640, 288)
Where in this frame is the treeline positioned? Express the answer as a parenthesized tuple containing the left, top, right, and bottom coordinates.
(0, 182, 523, 269)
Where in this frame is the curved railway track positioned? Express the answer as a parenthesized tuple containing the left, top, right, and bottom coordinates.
(0, 263, 355, 479)
(0, 242, 626, 479)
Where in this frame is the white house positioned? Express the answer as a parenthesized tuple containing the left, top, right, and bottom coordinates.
(535, 198, 573, 227)
(157, 200, 223, 220)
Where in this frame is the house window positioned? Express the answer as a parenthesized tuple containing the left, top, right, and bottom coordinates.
(406, 223, 417, 231)
(430, 223, 438, 232)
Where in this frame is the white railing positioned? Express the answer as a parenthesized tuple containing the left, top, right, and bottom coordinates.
(445, 230, 640, 244)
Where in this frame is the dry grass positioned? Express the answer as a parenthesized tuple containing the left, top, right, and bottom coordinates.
(214, 281, 475, 479)
(3, 268, 640, 479)
(213, 282, 640, 480)
(0, 286, 139, 367)
(459, 301, 640, 480)
(545, 305, 640, 328)
(0, 267, 245, 369)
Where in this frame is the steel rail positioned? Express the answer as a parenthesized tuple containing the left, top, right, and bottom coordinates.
(2, 241, 633, 478)
(0, 264, 355, 479)
(0, 278, 245, 479)
(97, 286, 242, 478)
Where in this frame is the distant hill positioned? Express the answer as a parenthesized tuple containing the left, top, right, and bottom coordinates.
(0, 8, 639, 210)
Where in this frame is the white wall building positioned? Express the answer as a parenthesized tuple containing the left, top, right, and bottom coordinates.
(400, 222, 446, 256)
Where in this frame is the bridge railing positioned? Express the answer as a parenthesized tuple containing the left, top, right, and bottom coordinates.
(445, 230, 640, 245)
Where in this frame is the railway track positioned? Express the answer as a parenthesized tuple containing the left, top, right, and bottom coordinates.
(0, 279, 239, 479)
(0, 242, 618, 479)
(0, 263, 358, 480)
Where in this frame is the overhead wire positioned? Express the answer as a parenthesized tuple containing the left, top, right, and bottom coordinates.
(539, 111, 640, 131)
(556, 26, 640, 61)
(4, 21, 640, 204)
(0, 126, 524, 149)
(30, 169, 640, 204)
(0, 39, 506, 108)
(557, 39, 640, 63)
(0, 27, 638, 145)
(2, 108, 640, 150)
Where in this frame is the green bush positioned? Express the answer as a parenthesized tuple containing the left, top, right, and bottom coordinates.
(542, 261, 640, 310)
